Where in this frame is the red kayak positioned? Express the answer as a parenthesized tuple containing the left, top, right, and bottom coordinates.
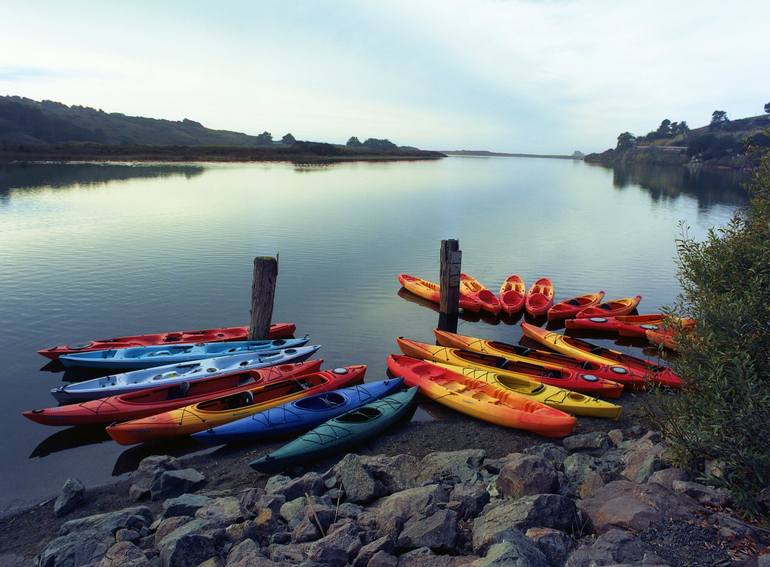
(575, 296, 641, 319)
(499, 275, 526, 315)
(566, 314, 695, 338)
(38, 323, 296, 360)
(547, 291, 605, 321)
(525, 278, 554, 317)
(460, 274, 501, 314)
(23, 360, 323, 426)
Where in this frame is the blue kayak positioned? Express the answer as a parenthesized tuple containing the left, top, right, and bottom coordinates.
(193, 377, 404, 445)
(59, 337, 310, 370)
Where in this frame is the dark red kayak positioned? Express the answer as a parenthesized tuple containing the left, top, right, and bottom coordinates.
(23, 359, 322, 426)
(38, 323, 296, 360)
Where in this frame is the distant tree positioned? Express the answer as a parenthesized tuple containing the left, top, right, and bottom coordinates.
(656, 119, 672, 137)
(710, 110, 729, 129)
(346, 136, 362, 147)
(765, 101, 770, 114)
(255, 131, 273, 145)
(362, 138, 398, 151)
(616, 131, 636, 150)
(677, 121, 690, 136)
(281, 133, 296, 144)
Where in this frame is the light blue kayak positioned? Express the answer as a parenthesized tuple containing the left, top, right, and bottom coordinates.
(59, 337, 310, 370)
(193, 377, 404, 445)
(51, 345, 321, 403)
(249, 387, 418, 473)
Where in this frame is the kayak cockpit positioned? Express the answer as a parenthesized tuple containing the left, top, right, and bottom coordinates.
(294, 393, 346, 411)
(337, 407, 381, 423)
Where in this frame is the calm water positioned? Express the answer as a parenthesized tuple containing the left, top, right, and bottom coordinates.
(0, 157, 745, 512)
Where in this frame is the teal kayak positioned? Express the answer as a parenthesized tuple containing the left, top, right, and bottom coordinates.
(249, 387, 418, 473)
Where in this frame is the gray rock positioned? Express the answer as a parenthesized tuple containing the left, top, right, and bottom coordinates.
(334, 454, 381, 503)
(240, 490, 284, 518)
(369, 551, 398, 567)
(397, 509, 457, 551)
(607, 429, 624, 447)
(307, 519, 362, 565)
(371, 484, 448, 527)
(38, 506, 153, 567)
(97, 541, 150, 567)
(115, 528, 140, 543)
(496, 454, 559, 497)
(226, 538, 261, 567)
(280, 496, 308, 527)
(447, 483, 490, 520)
(758, 554, 770, 567)
(472, 495, 578, 553)
(647, 467, 689, 490)
(622, 442, 667, 483)
(672, 480, 731, 506)
(54, 477, 86, 517)
(154, 516, 193, 546)
(265, 473, 325, 501)
(162, 493, 212, 518)
(417, 450, 486, 485)
(195, 496, 243, 526)
(352, 535, 395, 567)
(523, 444, 568, 469)
(395, 547, 469, 567)
(336, 502, 364, 520)
(157, 518, 222, 567)
(129, 455, 181, 501)
(525, 527, 573, 567)
(565, 528, 665, 566)
(471, 533, 549, 567)
(150, 468, 205, 501)
(293, 516, 321, 544)
(562, 432, 611, 455)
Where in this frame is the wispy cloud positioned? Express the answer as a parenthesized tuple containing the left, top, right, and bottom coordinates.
(0, 67, 58, 81)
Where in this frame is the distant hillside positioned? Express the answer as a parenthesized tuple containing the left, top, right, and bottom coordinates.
(0, 96, 443, 162)
(443, 150, 582, 160)
(585, 112, 770, 170)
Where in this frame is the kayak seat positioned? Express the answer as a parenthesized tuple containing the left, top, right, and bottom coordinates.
(567, 299, 580, 306)
(167, 382, 190, 400)
(296, 393, 345, 410)
(337, 407, 380, 423)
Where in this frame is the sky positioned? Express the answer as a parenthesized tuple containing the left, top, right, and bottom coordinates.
(1, 0, 769, 153)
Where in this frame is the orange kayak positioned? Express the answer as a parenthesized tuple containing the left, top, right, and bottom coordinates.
(460, 274, 501, 314)
(387, 355, 576, 437)
(398, 274, 481, 311)
(576, 295, 641, 318)
(525, 278, 554, 317)
(397, 337, 623, 397)
(106, 366, 366, 445)
(521, 322, 681, 389)
(646, 329, 679, 350)
(547, 291, 605, 321)
(499, 275, 526, 315)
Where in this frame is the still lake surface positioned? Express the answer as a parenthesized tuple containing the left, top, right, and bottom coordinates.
(0, 157, 746, 512)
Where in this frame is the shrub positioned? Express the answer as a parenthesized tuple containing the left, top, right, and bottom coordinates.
(650, 150, 770, 515)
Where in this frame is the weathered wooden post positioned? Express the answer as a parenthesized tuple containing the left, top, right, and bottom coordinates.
(438, 239, 461, 332)
(248, 256, 278, 340)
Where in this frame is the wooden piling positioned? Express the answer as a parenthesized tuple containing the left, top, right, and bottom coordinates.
(438, 239, 461, 332)
(248, 256, 278, 340)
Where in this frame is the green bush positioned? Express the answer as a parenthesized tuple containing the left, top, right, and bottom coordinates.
(651, 150, 770, 515)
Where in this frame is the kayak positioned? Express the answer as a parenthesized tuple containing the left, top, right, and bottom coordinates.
(193, 377, 404, 445)
(23, 360, 323, 426)
(38, 323, 296, 360)
(525, 278, 554, 317)
(388, 355, 576, 436)
(460, 274, 501, 314)
(49, 345, 321, 403)
(566, 314, 695, 338)
(547, 292, 605, 321)
(576, 296, 641, 318)
(521, 322, 681, 389)
(398, 274, 481, 311)
(499, 275, 526, 315)
(428, 361, 622, 419)
(249, 387, 418, 473)
(59, 337, 310, 370)
(434, 329, 626, 393)
(397, 337, 623, 397)
(646, 329, 679, 350)
(106, 366, 366, 445)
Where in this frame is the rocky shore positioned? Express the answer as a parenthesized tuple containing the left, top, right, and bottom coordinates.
(2, 412, 768, 567)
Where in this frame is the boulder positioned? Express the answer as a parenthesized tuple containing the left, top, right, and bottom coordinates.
(268, 542, 311, 563)
(371, 484, 448, 527)
(334, 454, 381, 503)
(647, 467, 689, 490)
(162, 493, 212, 518)
(496, 454, 559, 497)
(129, 455, 181, 501)
(447, 483, 490, 520)
(472, 495, 578, 553)
(336, 502, 364, 520)
(471, 531, 549, 567)
(564, 528, 665, 566)
(523, 444, 568, 469)
(240, 490, 284, 518)
(157, 518, 222, 567)
(54, 477, 86, 517)
(368, 551, 398, 566)
(329, 454, 420, 495)
(115, 528, 140, 542)
(38, 507, 153, 567)
(154, 516, 193, 546)
(265, 473, 325, 501)
(417, 450, 486, 485)
(195, 496, 244, 526)
(578, 480, 700, 533)
(672, 480, 731, 506)
(226, 538, 262, 567)
(306, 519, 363, 565)
(352, 535, 395, 567)
(150, 468, 206, 501)
(97, 541, 150, 567)
(280, 496, 308, 527)
(396, 547, 474, 567)
(607, 429, 624, 447)
(622, 443, 667, 483)
(562, 432, 611, 455)
(525, 527, 573, 567)
(396, 509, 458, 551)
